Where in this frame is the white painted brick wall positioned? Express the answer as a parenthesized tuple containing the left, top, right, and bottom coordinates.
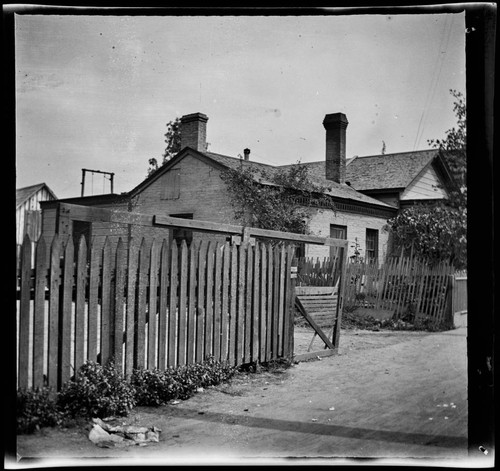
(306, 209, 390, 264)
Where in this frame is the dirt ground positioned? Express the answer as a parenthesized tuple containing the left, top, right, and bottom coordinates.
(13, 326, 475, 467)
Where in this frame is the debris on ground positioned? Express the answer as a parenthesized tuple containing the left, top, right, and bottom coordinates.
(88, 418, 161, 448)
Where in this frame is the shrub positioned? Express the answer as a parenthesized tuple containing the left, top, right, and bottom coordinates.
(57, 361, 136, 419)
(130, 368, 181, 406)
(18, 358, 237, 433)
(17, 387, 63, 434)
(131, 356, 237, 406)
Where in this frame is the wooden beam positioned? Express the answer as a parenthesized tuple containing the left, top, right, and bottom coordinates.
(59, 203, 154, 226)
(154, 214, 348, 247)
(295, 286, 336, 295)
(293, 349, 337, 362)
(57, 202, 349, 247)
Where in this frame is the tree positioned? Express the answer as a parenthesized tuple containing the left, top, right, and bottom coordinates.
(147, 117, 182, 176)
(387, 203, 466, 268)
(387, 89, 467, 269)
(220, 162, 336, 234)
(428, 89, 466, 188)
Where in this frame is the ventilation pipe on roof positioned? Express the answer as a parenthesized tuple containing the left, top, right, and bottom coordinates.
(323, 113, 348, 184)
(243, 148, 250, 161)
(180, 112, 209, 152)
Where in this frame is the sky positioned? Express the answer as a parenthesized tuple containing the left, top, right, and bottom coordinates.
(14, 9, 466, 200)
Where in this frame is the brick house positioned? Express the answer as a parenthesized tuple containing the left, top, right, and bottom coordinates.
(41, 112, 397, 264)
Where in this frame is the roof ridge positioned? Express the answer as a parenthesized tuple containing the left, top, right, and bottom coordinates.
(16, 182, 45, 191)
(203, 151, 278, 168)
(354, 149, 437, 159)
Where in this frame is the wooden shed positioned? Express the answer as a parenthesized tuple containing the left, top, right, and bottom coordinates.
(16, 183, 57, 245)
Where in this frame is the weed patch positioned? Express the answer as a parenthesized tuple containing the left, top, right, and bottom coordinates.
(341, 311, 447, 332)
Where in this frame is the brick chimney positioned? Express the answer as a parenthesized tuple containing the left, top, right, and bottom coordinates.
(323, 113, 348, 184)
(180, 112, 209, 151)
(243, 148, 250, 161)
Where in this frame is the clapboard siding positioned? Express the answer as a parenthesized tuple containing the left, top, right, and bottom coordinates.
(41, 208, 58, 238)
(401, 166, 447, 201)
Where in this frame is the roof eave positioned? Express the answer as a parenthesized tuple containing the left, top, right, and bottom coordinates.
(40, 193, 129, 209)
(359, 187, 405, 194)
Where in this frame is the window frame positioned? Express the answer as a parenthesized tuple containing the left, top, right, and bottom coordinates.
(330, 224, 347, 259)
(365, 228, 379, 263)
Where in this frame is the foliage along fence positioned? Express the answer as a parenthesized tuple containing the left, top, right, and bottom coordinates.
(16, 234, 294, 391)
(296, 255, 461, 328)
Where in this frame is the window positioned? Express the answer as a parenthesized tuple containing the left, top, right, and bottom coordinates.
(330, 224, 347, 259)
(170, 213, 193, 246)
(295, 243, 305, 258)
(330, 224, 347, 240)
(365, 229, 379, 263)
(162, 168, 181, 200)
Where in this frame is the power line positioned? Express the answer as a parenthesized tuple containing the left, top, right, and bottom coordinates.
(413, 17, 448, 150)
(413, 16, 454, 151)
(413, 16, 450, 150)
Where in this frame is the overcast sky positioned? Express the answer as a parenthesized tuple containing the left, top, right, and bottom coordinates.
(15, 10, 466, 199)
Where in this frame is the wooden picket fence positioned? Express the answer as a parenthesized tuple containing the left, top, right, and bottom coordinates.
(450, 274, 467, 327)
(297, 255, 457, 328)
(296, 247, 342, 287)
(16, 234, 294, 391)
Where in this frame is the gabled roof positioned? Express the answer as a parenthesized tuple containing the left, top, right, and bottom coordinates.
(16, 183, 57, 208)
(129, 147, 396, 210)
(344, 149, 441, 192)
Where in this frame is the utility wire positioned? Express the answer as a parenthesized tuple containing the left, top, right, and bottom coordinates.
(413, 16, 454, 151)
(413, 16, 450, 150)
(413, 18, 448, 150)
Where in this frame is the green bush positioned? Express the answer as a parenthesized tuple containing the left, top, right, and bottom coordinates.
(131, 356, 237, 406)
(17, 387, 63, 434)
(57, 361, 136, 419)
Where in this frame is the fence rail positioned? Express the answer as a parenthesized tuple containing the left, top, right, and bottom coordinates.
(16, 234, 294, 391)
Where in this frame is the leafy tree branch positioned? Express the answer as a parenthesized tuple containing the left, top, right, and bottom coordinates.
(388, 89, 467, 269)
(220, 162, 336, 234)
(147, 117, 182, 176)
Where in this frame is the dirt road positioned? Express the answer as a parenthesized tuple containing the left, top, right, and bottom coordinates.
(14, 327, 471, 466)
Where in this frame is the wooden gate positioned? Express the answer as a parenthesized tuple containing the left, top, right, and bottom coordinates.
(16, 203, 348, 390)
(294, 244, 347, 361)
